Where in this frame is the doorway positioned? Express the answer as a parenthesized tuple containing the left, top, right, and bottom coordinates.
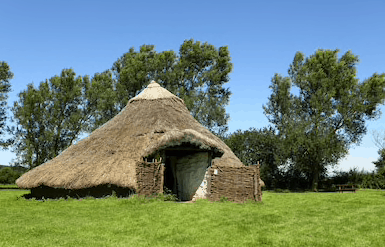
(163, 149, 211, 201)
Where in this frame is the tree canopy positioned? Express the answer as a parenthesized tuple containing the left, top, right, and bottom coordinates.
(224, 127, 287, 189)
(0, 61, 13, 149)
(373, 149, 385, 172)
(11, 69, 95, 168)
(92, 39, 233, 136)
(263, 49, 385, 190)
(371, 129, 385, 171)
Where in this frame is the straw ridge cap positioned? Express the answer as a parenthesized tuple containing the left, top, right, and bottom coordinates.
(128, 81, 183, 103)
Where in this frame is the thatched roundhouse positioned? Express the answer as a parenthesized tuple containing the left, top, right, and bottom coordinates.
(17, 81, 263, 202)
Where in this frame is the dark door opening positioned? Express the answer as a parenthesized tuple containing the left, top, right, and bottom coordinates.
(163, 156, 178, 197)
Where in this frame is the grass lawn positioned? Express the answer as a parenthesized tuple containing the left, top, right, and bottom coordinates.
(0, 184, 19, 189)
(1, 189, 384, 247)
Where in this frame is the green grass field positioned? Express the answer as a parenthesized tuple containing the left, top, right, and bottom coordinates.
(0, 184, 19, 189)
(1, 189, 384, 247)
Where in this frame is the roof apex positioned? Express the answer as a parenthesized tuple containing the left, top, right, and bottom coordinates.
(147, 81, 160, 88)
(128, 80, 182, 103)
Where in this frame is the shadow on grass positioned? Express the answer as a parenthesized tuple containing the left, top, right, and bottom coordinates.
(20, 184, 135, 200)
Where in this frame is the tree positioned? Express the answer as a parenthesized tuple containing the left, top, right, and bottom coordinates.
(0, 167, 23, 184)
(373, 149, 385, 172)
(371, 129, 385, 171)
(84, 70, 118, 131)
(264, 49, 385, 191)
(98, 39, 233, 136)
(0, 61, 13, 148)
(224, 127, 287, 189)
(11, 69, 95, 169)
(371, 129, 385, 149)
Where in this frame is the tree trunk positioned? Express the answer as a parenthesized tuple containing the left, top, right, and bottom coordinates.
(312, 169, 319, 192)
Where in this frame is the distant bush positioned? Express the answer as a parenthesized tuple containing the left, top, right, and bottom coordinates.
(359, 167, 385, 189)
(0, 167, 23, 184)
(330, 167, 385, 190)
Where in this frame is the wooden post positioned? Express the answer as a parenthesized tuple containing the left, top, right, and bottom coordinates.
(159, 163, 165, 194)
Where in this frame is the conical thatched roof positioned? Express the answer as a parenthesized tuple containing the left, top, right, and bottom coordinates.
(16, 81, 246, 190)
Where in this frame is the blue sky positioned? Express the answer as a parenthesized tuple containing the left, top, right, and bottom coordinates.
(1, 0, 384, 172)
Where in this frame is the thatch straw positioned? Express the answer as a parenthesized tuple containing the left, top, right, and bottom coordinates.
(16, 81, 247, 190)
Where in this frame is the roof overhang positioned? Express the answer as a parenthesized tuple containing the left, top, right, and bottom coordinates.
(143, 129, 224, 159)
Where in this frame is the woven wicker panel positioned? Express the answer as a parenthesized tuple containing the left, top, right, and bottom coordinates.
(209, 165, 261, 202)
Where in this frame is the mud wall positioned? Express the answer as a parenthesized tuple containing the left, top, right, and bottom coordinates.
(192, 168, 210, 201)
(136, 159, 164, 196)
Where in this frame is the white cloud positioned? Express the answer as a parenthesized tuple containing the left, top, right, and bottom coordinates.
(335, 153, 377, 173)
